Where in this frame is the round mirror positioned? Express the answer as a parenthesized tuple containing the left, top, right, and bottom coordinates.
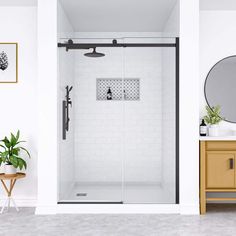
(205, 56, 236, 123)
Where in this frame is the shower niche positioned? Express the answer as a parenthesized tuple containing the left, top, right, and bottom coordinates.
(96, 78, 140, 101)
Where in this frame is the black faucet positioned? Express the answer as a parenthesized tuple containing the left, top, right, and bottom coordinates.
(66, 86, 73, 107)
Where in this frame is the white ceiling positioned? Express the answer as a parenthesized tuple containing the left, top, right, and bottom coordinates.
(59, 0, 177, 32)
(0, 0, 37, 6)
(200, 0, 236, 10)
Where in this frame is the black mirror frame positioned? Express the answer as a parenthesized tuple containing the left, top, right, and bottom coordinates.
(204, 55, 236, 124)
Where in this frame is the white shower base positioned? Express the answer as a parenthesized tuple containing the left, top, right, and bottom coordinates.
(60, 182, 175, 203)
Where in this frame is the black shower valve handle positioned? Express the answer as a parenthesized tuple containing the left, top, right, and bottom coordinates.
(67, 97, 72, 106)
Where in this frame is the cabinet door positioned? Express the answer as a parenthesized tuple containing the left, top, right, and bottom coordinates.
(206, 152, 235, 188)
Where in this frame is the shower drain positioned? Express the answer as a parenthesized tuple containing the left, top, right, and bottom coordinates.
(76, 193, 87, 197)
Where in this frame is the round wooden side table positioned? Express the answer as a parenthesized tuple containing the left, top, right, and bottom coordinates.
(0, 173, 26, 214)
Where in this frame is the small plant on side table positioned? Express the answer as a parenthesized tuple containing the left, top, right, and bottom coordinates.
(204, 105, 222, 136)
(0, 130, 30, 175)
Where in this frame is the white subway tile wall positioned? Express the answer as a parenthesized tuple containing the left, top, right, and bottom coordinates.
(161, 47, 176, 202)
(74, 47, 164, 184)
(75, 48, 123, 183)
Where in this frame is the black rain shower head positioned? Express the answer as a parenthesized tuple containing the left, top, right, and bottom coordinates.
(84, 48, 105, 58)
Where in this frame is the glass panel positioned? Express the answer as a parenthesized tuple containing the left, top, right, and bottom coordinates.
(73, 46, 124, 202)
(123, 42, 176, 203)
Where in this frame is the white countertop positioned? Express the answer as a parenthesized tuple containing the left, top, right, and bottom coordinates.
(199, 136, 236, 141)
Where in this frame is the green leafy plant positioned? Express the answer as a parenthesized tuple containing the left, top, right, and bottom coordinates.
(204, 105, 222, 125)
(0, 130, 30, 170)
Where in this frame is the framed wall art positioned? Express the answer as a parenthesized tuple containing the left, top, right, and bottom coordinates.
(0, 43, 18, 83)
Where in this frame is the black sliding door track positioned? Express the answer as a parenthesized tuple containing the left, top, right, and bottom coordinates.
(58, 202, 123, 204)
(58, 40, 176, 51)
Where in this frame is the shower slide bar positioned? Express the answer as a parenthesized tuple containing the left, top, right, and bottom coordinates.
(58, 39, 177, 51)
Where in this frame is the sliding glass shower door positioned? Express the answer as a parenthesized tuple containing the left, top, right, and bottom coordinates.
(72, 44, 124, 202)
(123, 40, 177, 203)
(58, 38, 178, 204)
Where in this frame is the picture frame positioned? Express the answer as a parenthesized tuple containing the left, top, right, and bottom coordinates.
(0, 43, 18, 83)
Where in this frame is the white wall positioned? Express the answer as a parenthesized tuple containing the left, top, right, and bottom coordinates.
(0, 6, 37, 205)
(200, 11, 236, 134)
(200, 10, 236, 201)
(124, 46, 163, 184)
(163, 0, 180, 37)
(57, 2, 75, 201)
(161, 0, 179, 201)
(179, 0, 199, 214)
(161, 47, 176, 199)
(37, 0, 58, 213)
(74, 44, 124, 183)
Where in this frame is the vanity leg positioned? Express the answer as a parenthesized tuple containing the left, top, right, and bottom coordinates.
(200, 190, 206, 214)
(200, 141, 206, 214)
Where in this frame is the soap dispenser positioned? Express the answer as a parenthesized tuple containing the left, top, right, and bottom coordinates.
(200, 119, 207, 136)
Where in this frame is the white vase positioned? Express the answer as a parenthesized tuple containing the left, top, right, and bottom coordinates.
(208, 124, 219, 137)
(4, 164, 16, 175)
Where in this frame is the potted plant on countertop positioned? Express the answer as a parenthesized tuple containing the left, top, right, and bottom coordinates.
(0, 130, 30, 175)
(204, 105, 222, 137)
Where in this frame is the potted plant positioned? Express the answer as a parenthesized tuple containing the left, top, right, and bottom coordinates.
(0, 130, 30, 175)
(204, 105, 222, 136)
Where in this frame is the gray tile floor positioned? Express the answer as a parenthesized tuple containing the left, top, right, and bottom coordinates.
(0, 205, 236, 236)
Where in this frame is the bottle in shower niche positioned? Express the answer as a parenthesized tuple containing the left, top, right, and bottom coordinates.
(200, 119, 207, 136)
(107, 87, 112, 100)
(123, 89, 127, 100)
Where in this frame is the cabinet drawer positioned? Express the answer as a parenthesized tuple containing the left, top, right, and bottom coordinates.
(206, 152, 235, 188)
(206, 141, 236, 151)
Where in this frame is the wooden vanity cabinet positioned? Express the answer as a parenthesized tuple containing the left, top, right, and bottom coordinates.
(206, 152, 236, 189)
(200, 141, 236, 214)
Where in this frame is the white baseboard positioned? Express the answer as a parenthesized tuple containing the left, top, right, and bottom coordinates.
(0, 198, 37, 207)
(180, 204, 199, 215)
(0, 200, 199, 215)
(36, 204, 180, 215)
(35, 204, 200, 215)
(35, 205, 57, 215)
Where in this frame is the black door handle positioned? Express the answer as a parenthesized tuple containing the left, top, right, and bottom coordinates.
(230, 158, 234, 169)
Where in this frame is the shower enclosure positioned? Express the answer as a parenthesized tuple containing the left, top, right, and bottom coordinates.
(58, 37, 179, 204)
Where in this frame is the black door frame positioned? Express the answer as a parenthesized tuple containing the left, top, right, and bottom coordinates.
(58, 38, 179, 204)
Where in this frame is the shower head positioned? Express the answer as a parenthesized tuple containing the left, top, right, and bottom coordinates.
(84, 48, 105, 58)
